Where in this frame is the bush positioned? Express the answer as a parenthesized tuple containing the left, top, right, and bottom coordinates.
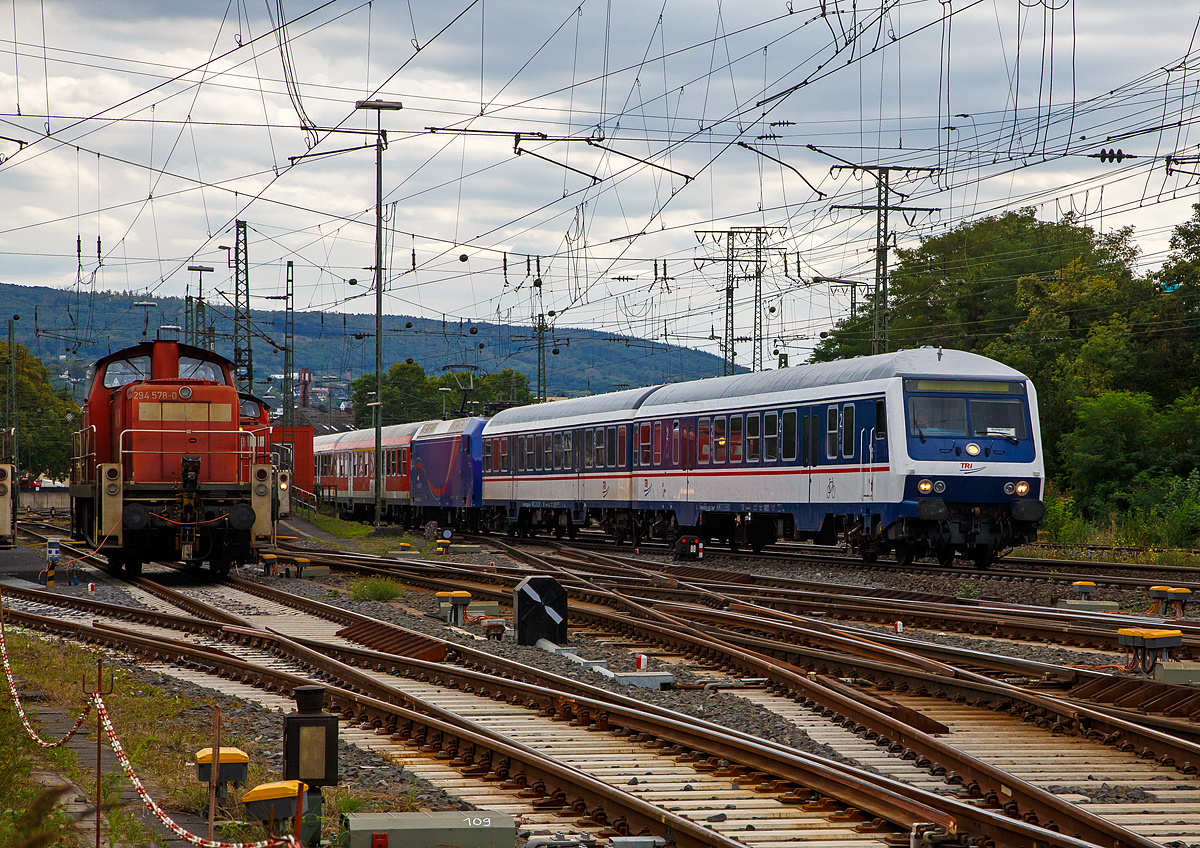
(1041, 490, 1090, 544)
(348, 576, 405, 602)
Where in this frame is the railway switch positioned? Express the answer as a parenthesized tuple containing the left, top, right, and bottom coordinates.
(340, 811, 515, 848)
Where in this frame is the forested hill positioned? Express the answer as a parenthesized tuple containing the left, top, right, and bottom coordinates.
(0, 282, 730, 396)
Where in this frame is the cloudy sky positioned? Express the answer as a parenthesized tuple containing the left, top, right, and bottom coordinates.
(3, 0, 1200, 372)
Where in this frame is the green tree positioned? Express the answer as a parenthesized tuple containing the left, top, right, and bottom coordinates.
(0, 342, 80, 478)
(811, 209, 1139, 361)
(351, 360, 440, 427)
(1058, 391, 1159, 513)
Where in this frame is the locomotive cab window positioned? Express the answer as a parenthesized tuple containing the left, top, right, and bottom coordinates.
(969, 398, 1028, 439)
(908, 396, 967, 438)
(102, 356, 150, 388)
(178, 357, 224, 383)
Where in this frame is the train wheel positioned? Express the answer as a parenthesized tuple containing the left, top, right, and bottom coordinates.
(567, 521, 577, 540)
(894, 541, 916, 567)
(936, 547, 956, 567)
(971, 546, 993, 570)
(860, 548, 877, 564)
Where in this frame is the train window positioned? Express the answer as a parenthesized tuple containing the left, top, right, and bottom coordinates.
(483, 440, 492, 473)
(747, 414, 760, 462)
(102, 356, 150, 387)
(730, 416, 743, 462)
(606, 428, 616, 467)
(764, 412, 778, 461)
(402, 447, 409, 475)
(672, 421, 680, 465)
(827, 406, 839, 458)
(563, 432, 572, 469)
(617, 426, 626, 468)
(535, 434, 544, 470)
(713, 417, 725, 463)
(544, 433, 554, 470)
(782, 411, 796, 461)
(527, 436, 536, 470)
(178, 356, 223, 383)
(653, 422, 662, 465)
(842, 404, 855, 458)
(517, 436, 526, 471)
(584, 429, 594, 468)
(554, 433, 563, 469)
(876, 400, 887, 439)
(908, 396, 967, 437)
(639, 423, 652, 466)
(595, 428, 606, 467)
(499, 439, 509, 472)
(969, 398, 1028, 439)
(698, 418, 710, 464)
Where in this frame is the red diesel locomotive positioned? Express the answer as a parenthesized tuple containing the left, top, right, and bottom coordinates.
(70, 329, 275, 575)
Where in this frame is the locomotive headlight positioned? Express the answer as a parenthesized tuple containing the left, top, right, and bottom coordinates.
(965, 443, 980, 456)
(918, 479, 933, 494)
(178, 385, 192, 399)
(1015, 480, 1030, 496)
(1004, 482, 1016, 495)
(933, 480, 946, 494)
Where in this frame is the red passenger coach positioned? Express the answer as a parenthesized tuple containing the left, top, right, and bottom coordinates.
(70, 329, 275, 576)
(313, 422, 423, 522)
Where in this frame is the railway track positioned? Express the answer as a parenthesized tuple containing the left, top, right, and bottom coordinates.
(11, 521, 1200, 847)
(0, 559, 1153, 848)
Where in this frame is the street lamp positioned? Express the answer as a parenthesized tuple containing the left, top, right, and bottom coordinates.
(355, 98, 402, 529)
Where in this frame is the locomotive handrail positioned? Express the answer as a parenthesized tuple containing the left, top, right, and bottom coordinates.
(241, 425, 272, 464)
(70, 425, 97, 484)
(118, 428, 259, 483)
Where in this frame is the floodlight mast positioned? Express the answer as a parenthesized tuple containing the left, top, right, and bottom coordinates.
(355, 99, 402, 528)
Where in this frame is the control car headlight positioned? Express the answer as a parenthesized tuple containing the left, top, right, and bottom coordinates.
(1004, 482, 1016, 495)
(1015, 480, 1029, 496)
(933, 480, 946, 494)
(178, 386, 192, 399)
(965, 443, 980, 456)
(918, 479, 933, 494)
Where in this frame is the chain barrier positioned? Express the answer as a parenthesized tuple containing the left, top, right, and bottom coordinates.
(1, 604, 301, 848)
